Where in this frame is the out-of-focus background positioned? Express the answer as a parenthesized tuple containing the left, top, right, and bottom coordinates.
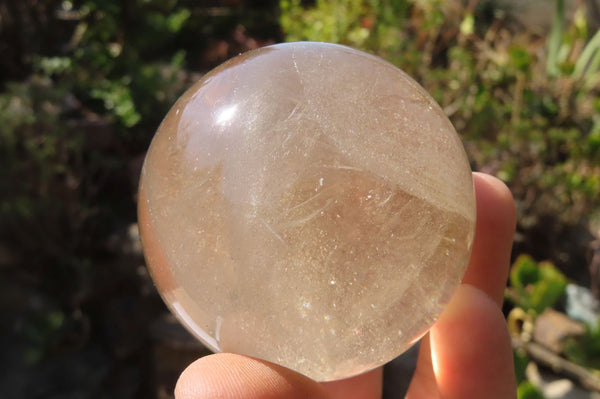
(1, 0, 599, 398)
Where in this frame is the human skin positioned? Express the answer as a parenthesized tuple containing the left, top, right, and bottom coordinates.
(174, 172, 518, 399)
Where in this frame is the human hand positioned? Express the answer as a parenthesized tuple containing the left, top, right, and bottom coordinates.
(175, 172, 517, 399)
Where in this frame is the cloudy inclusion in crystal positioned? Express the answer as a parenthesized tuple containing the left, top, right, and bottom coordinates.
(138, 42, 476, 381)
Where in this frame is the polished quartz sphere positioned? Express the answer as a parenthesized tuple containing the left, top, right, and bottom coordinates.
(138, 42, 476, 381)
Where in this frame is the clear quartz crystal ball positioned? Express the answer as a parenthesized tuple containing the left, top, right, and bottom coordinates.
(138, 42, 476, 382)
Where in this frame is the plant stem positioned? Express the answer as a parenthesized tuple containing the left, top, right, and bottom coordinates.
(547, 0, 565, 77)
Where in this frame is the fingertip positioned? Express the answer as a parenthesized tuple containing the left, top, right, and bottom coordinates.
(464, 173, 517, 306)
(175, 353, 329, 399)
(472, 172, 517, 233)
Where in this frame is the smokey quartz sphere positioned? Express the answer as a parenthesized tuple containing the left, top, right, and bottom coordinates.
(138, 42, 476, 381)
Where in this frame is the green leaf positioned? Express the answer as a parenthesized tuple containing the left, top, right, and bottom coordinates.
(547, 0, 565, 77)
(90, 80, 141, 127)
(510, 255, 540, 291)
(573, 28, 600, 80)
(513, 349, 529, 384)
(517, 381, 545, 399)
(508, 256, 567, 314)
(166, 8, 191, 33)
(509, 46, 532, 73)
(564, 321, 600, 369)
(36, 56, 73, 76)
(459, 12, 474, 36)
(528, 263, 568, 314)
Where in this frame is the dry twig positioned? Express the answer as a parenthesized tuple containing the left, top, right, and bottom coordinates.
(512, 336, 600, 392)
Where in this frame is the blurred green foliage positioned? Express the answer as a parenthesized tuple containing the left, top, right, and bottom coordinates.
(22, 309, 66, 364)
(0, 1, 278, 380)
(564, 321, 600, 370)
(514, 348, 530, 385)
(280, 0, 412, 51)
(507, 254, 568, 315)
(0, 0, 192, 269)
(517, 381, 545, 399)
